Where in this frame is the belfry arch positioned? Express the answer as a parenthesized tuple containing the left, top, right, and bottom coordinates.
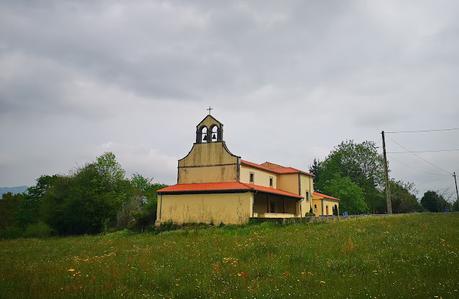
(196, 126, 209, 143)
(195, 115, 224, 144)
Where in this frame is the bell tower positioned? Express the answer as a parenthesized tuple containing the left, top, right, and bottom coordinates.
(178, 111, 240, 184)
(195, 114, 224, 144)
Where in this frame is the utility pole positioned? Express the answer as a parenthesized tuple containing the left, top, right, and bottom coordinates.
(381, 131, 392, 214)
(453, 172, 459, 202)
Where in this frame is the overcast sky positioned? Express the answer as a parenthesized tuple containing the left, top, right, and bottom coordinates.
(1, 0, 458, 199)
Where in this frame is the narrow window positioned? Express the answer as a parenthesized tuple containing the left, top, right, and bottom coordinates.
(249, 173, 254, 183)
(306, 191, 309, 201)
(269, 177, 273, 187)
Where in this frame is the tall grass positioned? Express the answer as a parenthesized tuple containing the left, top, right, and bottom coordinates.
(0, 213, 458, 298)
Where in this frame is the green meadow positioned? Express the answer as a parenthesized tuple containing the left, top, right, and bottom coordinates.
(0, 213, 458, 298)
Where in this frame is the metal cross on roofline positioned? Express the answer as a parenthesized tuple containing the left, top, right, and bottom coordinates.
(207, 106, 213, 115)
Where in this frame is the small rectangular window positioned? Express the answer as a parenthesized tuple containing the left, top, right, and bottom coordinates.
(249, 173, 254, 183)
(269, 177, 273, 187)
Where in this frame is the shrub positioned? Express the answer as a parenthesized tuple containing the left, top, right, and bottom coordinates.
(0, 226, 23, 239)
(156, 221, 180, 232)
(23, 222, 54, 238)
(116, 196, 143, 229)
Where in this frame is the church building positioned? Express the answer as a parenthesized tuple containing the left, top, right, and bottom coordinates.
(156, 114, 339, 225)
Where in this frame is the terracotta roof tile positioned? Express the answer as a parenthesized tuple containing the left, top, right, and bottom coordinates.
(157, 182, 303, 199)
(241, 160, 313, 176)
(158, 182, 246, 193)
(313, 191, 339, 201)
(242, 183, 303, 199)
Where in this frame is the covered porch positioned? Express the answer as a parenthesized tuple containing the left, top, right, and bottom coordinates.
(251, 192, 301, 219)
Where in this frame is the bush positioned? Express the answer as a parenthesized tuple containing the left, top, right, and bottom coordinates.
(0, 226, 23, 239)
(156, 221, 180, 232)
(116, 196, 143, 229)
(23, 222, 54, 238)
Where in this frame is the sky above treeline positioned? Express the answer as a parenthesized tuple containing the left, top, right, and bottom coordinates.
(1, 1, 458, 199)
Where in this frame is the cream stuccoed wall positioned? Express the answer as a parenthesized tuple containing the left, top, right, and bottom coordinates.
(312, 198, 323, 216)
(178, 142, 239, 184)
(277, 173, 299, 195)
(299, 174, 314, 216)
(240, 165, 277, 188)
(157, 192, 253, 225)
(312, 197, 339, 216)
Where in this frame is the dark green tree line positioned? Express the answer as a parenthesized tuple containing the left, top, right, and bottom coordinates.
(421, 191, 451, 212)
(0, 152, 166, 238)
(310, 140, 422, 215)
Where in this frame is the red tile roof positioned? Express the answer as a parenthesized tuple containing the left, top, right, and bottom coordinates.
(247, 183, 303, 199)
(241, 160, 313, 176)
(157, 182, 303, 199)
(313, 191, 339, 201)
(158, 182, 245, 193)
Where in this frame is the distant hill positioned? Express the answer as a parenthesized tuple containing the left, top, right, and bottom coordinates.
(0, 186, 28, 197)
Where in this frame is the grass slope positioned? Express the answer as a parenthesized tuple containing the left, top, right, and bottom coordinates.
(0, 213, 458, 298)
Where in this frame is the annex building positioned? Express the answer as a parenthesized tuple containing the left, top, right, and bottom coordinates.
(156, 114, 339, 225)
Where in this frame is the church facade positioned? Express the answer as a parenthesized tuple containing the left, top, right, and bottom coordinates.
(156, 114, 339, 225)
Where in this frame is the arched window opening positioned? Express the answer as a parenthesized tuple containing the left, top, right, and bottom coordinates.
(210, 125, 218, 142)
(201, 126, 208, 143)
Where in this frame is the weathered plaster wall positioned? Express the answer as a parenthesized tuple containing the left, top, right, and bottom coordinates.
(157, 192, 253, 225)
(299, 174, 314, 216)
(178, 142, 239, 183)
(240, 165, 277, 187)
(312, 197, 339, 216)
(277, 173, 299, 195)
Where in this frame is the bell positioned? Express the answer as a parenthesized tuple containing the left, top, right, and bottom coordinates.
(202, 134, 207, 140)
(212, 133, 217, 140)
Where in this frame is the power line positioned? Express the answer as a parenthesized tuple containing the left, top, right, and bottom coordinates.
(388, 155, 450, 177)
(387, 135, 453, 176)
(385, 127, 459, 134)
(388, 148, 459, 154)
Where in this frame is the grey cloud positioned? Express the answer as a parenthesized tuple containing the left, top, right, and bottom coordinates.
(0, 0, 458, 197)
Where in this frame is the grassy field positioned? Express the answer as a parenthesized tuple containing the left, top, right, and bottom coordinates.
(0, 213, 458, 298)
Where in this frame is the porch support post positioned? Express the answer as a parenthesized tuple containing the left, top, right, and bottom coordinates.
(266, 194, 269, 213)
(250, 192, 254, 217)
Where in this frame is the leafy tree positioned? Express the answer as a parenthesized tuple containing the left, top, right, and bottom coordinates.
(2, 152, 166, 237)
(41, 154, 132, 235)
(124, 174, 166, 231)
(312, 140, 386, 213)
(421, 191, 449, 212)
(390, 180, 422, 213)
(0, 192, 24, 229)
(322, 176, 368, 214)
(453, 200, 459, 211)
(309, 159, 322, 186)
(16, 175, 59, 228)
(96, 152, 126, 185)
